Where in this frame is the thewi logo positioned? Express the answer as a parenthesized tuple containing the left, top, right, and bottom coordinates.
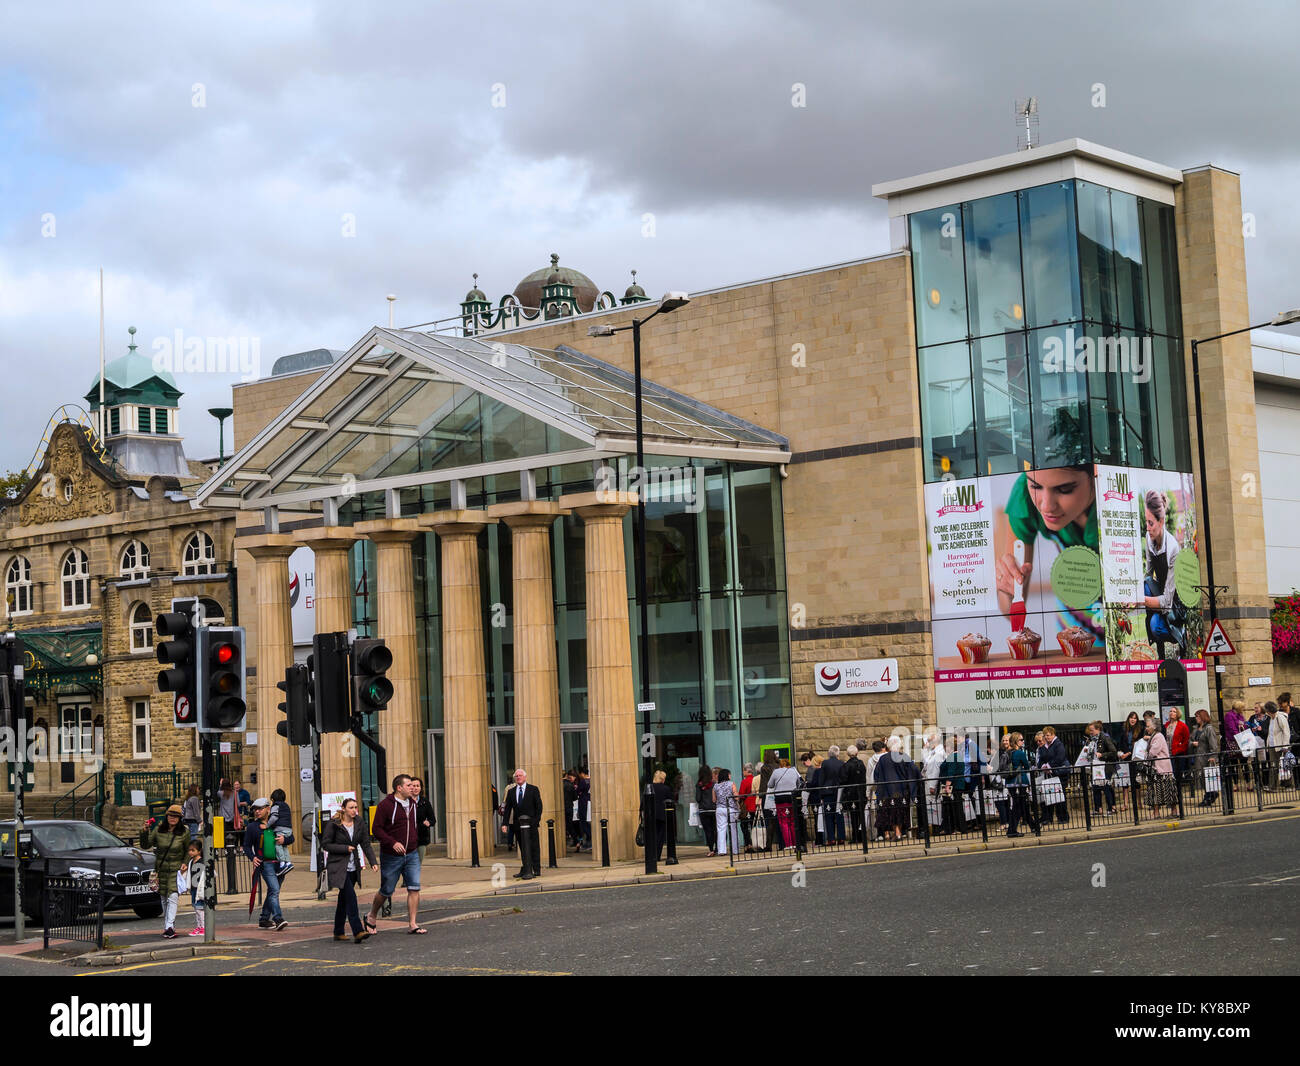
(817, 666, 842, 693)
(288, 572, 300, 608)
(936, 483, 983, 517)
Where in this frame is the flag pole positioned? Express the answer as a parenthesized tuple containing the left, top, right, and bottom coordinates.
(98, 268, 106, 439)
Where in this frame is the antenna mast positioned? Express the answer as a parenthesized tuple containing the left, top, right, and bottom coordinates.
(1015, 98, 1039, 151)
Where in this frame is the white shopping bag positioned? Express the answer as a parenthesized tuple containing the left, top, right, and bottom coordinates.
(926, 797, 942, 825)
(1037, 775, 1066, 805)
(962, 795, 978, 822)
(1115, 764, 1131, 787)
(1203, 766, 1221, 793)
(1091, 763, 1107, 785)
(1234, 729, 1258, 756)
(687, 802, 700, 827)
(815, 809, 824, 834)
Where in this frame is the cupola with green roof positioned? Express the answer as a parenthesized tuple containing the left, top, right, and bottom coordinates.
(83, 326, 192, 478)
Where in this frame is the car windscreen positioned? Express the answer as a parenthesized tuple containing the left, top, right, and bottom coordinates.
(32, 823, 126, 852)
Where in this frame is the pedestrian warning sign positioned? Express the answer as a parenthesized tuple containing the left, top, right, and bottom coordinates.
(1202, 619, 1236, 656)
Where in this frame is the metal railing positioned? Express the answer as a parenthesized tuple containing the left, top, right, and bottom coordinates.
(42, 858, 106, 951)
(112, 762, 231, 807)
(719, 744, 1298, 863)
(52, 770, 106, 823)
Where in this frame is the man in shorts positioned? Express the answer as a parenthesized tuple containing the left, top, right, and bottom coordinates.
(366, 774, 426, 935)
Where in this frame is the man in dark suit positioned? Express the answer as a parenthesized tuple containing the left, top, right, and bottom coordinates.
(501, 768, 543, 879)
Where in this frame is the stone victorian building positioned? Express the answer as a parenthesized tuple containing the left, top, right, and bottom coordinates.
(1, 331, 237, 831)
(192, 141, 1278, 864)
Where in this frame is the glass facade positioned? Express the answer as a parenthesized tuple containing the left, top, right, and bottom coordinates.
(342, 449, 792, 843)
(912, 180, 1191, 481)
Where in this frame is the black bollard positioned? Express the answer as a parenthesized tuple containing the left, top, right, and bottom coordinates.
(599, 818, 610, 867)
(546, 819, 558, 868)
(470, 819, 480, 868)
(664, 800, 678, 865)
(643, 784, 658, 875)
(517, 815, 535, 878)
(1223, 758, 1235, 815)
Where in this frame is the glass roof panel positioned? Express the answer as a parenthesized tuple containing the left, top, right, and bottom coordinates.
(389, 331, 787, 446)
(198, 327, 786, 507)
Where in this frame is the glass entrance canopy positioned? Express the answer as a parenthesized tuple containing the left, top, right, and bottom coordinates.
(192, 327, 790, 511)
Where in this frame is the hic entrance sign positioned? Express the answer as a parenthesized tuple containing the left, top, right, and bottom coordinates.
(1202, 619, 1236, 656)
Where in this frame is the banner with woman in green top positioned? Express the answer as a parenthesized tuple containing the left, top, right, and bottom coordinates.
(926, 462, 1207, 728)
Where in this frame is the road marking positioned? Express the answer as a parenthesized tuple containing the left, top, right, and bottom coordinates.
(225, 956, 572, 976)
(78, 955, 244, 976)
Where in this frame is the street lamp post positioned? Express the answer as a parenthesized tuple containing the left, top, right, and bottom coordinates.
(1189, 308, 1300, 741)
(589, 292, 690, 874)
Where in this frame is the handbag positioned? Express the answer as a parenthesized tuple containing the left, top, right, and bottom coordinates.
(1037, 774, 1066, 805)
(148, 870, 160, 894)
(751, 815, 768, 849)
(635, 817, 645, 848)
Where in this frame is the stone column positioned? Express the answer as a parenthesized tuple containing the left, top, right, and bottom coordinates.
(293, 526, 362, 798)
(353, 519, 425, 785)
(419, 511, 495, 861)
(1176, 168, 1273, 701)
(559, 491, 639, 864)
(489, 501, 569, 859)
(237, 533, 297, 842)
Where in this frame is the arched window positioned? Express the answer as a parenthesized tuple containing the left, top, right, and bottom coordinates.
(61, 549, 90, 609)
(121, 539, 150, 580)
(5, 556, 33, 615)
(181, 532, 216, 576)
(130, 602, 153, 653)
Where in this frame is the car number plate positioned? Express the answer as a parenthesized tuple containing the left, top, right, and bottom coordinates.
(125, 884, 150, 895)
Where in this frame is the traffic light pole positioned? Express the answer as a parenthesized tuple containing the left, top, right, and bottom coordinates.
(200, 732, 217, 944)
(312, 728, 325, 900)
(348, 718, 387, 796)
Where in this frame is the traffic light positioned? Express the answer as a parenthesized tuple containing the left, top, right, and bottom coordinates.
(156, 613, 197, 729)
(351, 638, 394, 717)
(0, 633, 24, 734)
(276, 663, 311, 746)
(197, 626, 247, 733)
(313, 632, 351, 733)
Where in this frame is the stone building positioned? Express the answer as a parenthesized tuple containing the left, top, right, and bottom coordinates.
(193, 140, 1280, 861)
(1, 331, 238, 832)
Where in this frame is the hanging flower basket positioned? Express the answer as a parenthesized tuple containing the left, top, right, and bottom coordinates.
(1271, 591, 1300, 655)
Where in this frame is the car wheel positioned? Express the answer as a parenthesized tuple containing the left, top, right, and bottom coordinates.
(132, 903, 163, 919)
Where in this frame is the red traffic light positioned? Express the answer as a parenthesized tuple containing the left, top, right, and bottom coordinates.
(214, 643, 238, 666)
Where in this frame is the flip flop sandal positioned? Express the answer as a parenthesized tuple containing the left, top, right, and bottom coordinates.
(409, 926, 429, 935)
(364, 916, 378, 933)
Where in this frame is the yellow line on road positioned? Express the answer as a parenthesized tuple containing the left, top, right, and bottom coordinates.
(78, 955, 244, 976)
(226, 956, 570, 976)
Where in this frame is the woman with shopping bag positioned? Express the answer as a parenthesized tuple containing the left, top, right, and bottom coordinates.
(1190, 709, 1220, 806)
(764, 759, 802, 849)
(1144, 721, 1177, 816)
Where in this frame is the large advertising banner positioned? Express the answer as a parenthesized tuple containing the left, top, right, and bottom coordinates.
(926, 463, 1206, 727)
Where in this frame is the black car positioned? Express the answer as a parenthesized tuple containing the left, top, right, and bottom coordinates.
(0, 820, 161, 922)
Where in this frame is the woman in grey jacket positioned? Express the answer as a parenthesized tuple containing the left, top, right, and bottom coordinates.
(321, 798, 379, 942)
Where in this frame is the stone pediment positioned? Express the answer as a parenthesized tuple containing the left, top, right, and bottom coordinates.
(13, 423, 126, 526)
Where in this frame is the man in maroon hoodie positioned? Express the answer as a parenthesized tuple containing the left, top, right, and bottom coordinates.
(366, 774, 427, 934)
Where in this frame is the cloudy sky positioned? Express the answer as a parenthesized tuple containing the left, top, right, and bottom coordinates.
(2, 0, 1298, 472)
